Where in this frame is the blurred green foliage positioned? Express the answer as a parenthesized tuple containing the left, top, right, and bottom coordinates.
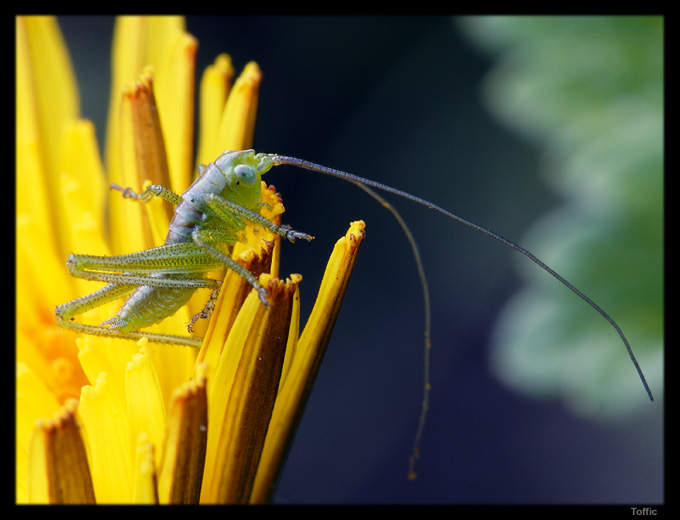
(459, 16, 663, 418)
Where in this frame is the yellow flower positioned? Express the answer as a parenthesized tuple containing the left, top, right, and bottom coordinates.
(16, 15, 365, 504)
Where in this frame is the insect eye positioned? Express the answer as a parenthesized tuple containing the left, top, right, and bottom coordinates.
(233, 164, 257, 186)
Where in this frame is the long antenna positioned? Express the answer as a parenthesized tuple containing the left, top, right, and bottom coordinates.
(348, 181, 432, 481)
(271, 154, 654, 479)
(271, 154, 653, 402)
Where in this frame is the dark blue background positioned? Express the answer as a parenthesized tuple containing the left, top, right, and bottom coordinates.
(58, 16, 663, 505)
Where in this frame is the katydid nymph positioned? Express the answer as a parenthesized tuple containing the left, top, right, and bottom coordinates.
(56, 150, 313, 347)
(55, 148, 653, 477)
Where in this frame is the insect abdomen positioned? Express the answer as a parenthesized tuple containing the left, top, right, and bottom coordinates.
(104, 279, 197, 331)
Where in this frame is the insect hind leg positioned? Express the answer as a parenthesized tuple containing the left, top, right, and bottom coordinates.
(55, 281, 203, 348)
(65, 243, 223, 289)
(56, 282, 136, 324)
(58, 319, 202, 348)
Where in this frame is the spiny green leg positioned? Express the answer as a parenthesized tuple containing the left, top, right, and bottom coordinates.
(56, 282, 136, 324)
(203, 192, 315, 243)
(57, 243, 223, 346)
(191, 227, 271, 305)
(193, 193, 314, 306)
(62, 321, 202, 347)
(66, 243, 223, 289)
(55, 281, 202, 347)
(111, 183, 183, 206)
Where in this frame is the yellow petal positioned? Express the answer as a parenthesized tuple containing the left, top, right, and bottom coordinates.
(157, 365, 208, 504)
(143, 16, 186, 69)
(77, 373, 133, 503)
(77, 336, 138, 389)
(16, 213, 77, 325)
(201, 274, 300, 504)
(251, 221, 366, 503)
(16, 16, 79, 183)
(105, 16, 142, 184)
(197, 242, 274, 381)
(16, 17, 55, 233)
(279, 284, 302, 392)
(154, 32, 198, 193)
(106, 16, 184, 174)
(296, 221, 366, 350)
(16, 15, 79, 277)
(215, 61, 262, 151)
(132, 434, 159, 504)
(197, 54, 234, 167)
(27, 399, 95, 504)
(16, 363, 62, 503)
(111, 73, 170, 253)
(144, 343, 198, 413)
(56, 119, 109, 270)
(126, 343, 166, 471)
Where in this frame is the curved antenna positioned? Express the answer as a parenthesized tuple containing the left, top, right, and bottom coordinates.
(271, 154, 653, 403)
(349, 181, 432, 480)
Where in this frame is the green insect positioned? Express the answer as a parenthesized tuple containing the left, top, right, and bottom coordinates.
(55, 150, 313, 347)
(55, 148, 653, 475)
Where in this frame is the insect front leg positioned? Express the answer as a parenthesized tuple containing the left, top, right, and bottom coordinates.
(110, 183, 183, 206)
(191, 227, 271, 306)
(190, 193, 313, 306)
(203, 192, 315, 244)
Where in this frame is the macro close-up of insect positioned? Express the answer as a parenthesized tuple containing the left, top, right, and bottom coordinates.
(22, 16, 662, 505)
(55, 150, 315, 345)
(57, 147, 655, 406)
